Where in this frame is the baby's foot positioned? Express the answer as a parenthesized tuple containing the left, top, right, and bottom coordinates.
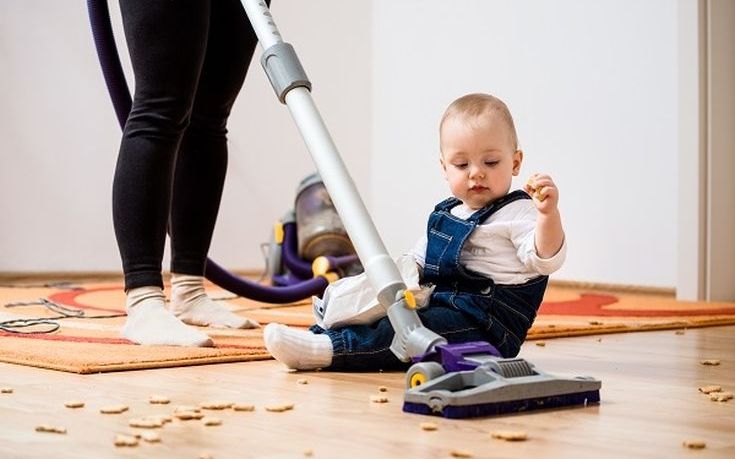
(170, 274, 259, 329)
(263, 323, 332, 370)
(122, 286, 213, 347)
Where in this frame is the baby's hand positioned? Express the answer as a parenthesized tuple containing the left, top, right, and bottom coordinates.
(524, 173, 559, 214)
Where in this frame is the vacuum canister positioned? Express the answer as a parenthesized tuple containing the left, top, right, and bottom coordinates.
(294, 173, 355, 261)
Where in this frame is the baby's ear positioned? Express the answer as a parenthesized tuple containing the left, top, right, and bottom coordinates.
(512, 150, 523, 176)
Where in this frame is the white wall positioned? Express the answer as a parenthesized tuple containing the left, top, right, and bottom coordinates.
(2, 1, 682, 289)
(0, 0, 372, 273)
(371, 0, 678, 288)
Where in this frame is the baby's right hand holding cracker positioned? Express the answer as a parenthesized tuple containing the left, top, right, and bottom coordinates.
(524, 173, 559, 215)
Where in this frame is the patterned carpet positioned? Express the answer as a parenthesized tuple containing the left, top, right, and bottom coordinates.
(1, 281, 734, 373)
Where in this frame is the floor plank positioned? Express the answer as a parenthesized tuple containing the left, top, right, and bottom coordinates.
(0, 326, 733, 458)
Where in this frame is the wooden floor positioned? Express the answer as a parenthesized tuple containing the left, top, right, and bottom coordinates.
(1, 325, 733, 459)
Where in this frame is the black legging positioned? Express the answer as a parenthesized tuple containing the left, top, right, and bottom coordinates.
(113, 0, 263, 291)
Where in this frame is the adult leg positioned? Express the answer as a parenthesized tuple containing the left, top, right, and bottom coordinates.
(114, 0, 212, 346)
(168, 0, 262, 329)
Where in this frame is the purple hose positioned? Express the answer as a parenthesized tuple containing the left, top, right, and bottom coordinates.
(282, 222, 314, 278)
(87, 0, 329, 303)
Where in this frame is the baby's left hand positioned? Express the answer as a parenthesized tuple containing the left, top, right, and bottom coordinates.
(524, 173, 559, 214)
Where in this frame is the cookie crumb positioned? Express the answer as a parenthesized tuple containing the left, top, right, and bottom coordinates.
(420, 422, 438, 431)
(114, 434, 139, 447)
(297, 378, 309, 385)
(35, 425, 66, 434)
(1, 387, 13, 394)
(698, 385, 722, 394)
(265, 402, 295, 412)
(233, 403, 255, 412)
(491, 430, 527, 441)
(64, 401, 85, 409)
(535, 341, 546, 347)
(100, 404, 129, 414)
(370, 395, 389, 403)
(700, 359, 720, 366)
(149, 394, 170, 404)
(682, 440, 706, 449)
(450, 449, 473, 458)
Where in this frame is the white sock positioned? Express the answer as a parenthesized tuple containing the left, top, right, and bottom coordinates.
(122, 286, 213, 347)
(170, 274, 259, 329)
(263, 323, 332, 370)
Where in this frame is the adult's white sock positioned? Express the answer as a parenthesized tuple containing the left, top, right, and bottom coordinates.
(263, 323, 333, 370)
(170, 274, 259, 329)
(122, 286, 213, 347)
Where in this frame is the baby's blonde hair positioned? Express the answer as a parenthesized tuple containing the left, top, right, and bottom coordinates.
(439, 93, 518, 150)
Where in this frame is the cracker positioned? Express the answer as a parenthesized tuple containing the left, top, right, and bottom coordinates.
(149, 394, 171, 404)
(64, 401, 85, 409)
(709, 392, 733, 402)
(100, 404, 129, 414)
(682, 440, 706, 449)
(491, 430, 528, 441)
(175, 410, 204, 420)
(200, 401, 233, 410)
(698, 385, 722, 394)
(370, 395, 389, 403)
(140, 431, 161, 443)
(420, 422, 438, 431)
(202, 416, 222, 426)
(114, 433, 139, 447)
(265, 402, 295, 412)
(35, 424, 66, 434)
(232, 403, 255, 412)
(129, 417, 164, 428)
(700, 359, 720, 366)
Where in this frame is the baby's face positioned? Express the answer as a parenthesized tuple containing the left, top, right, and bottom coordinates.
(440, 114, 521, 210)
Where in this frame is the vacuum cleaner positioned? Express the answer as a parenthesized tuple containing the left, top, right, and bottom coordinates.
(87, 0, 601, 418)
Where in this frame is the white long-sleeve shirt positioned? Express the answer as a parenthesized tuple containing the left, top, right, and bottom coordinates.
(411, 198, 566, 285)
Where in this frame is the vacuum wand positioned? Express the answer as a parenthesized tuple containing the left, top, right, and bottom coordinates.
(241, 0, 446, 360)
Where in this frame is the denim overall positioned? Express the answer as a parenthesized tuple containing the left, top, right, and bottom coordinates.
(311, 190, 548, 371)
(423, 190, 548, 358)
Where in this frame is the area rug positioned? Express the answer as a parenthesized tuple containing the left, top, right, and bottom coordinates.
(1, 281, 734, 373)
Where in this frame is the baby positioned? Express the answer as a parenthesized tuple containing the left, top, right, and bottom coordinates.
(264, 93, 566, 371)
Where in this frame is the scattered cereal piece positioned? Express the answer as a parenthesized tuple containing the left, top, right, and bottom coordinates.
(174, 405, 201, 413)
(100, 404, 129, 414)
(129, 417, 164, 428)
(698, 385, 722, 394)
(202, 416, 222, 426)
(491, 430, 528, 441)
(597, 338, 602, 342)
(682, 440, 706, 449)
(265, 402, 295, 412)
(420, 422, 438, 431)
(297, 378, 309, 385)
(450, 449, 474, 458)
(35, 425, 66, 434)
(200, 401, 233, 410)
(114, 434, 139, 447)
(175, 410, 204, 420)
(535, 341, 546, 347)
(370, 395, 389, 403)
(149, 394, 170, 404)
(378, 386, 388, 392)
(64, 401, 85, 409)
(1, 387, 13, 394)
(589, 320, 603, 326)
(700, 359, 720, 366)
(140, 431, 161, 443)
(709, 392, 733, 402)
(675, 330, 685, 335)
(232, 403, 255, 412)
